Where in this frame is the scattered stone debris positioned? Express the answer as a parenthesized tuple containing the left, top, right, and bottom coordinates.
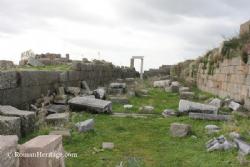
(206, 135, 234, 152)
(102, 142, 114, 150)
(162, 109, 176, 117)
(69, 96, 112, 113)
(0, 135, 19, 167)
(205, 125, 220, 134)
(66, 87, 81, 96)
(0, 60, 15, 69)
(208, 98, 222, 108)
(189, 112, 232, 121)
(170, 123, 191, 137)
(229, 101, 241, 111)
(179, 100, 218, 114)
(19, 135, 65, 167)
(75, 119, 94, 132)
(139, 105, 154, 113)
(135, 89, 148, 97)
(81, 81, 92, 94)
(46, 113, 69, 126)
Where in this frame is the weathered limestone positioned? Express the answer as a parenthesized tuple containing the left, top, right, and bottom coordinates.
(75, 119, 94, 132)
(109, 83, 126, 95)
(162, 109, 176, 117)
(69, 96, 112, 113)
(0, 116, 21, 138)
(0, 135, 19, 167)
(170, 123, 191, 137)
(205, 125, 220, 134)
(229, 101, 241, 111)
(93, 87, 106, 99)
(46, 113, 69, 126)
(81, 81, 91, 94)
(102, 142, 114, 150)
(206, 135, 234, 152)
(0, 60, 14, 69)
(0, 106, 35, 137)
(153, 80, 170, 88)
(180, 92, 194, 100)
(179, 100, 218, 114)
(19, 135, 65, 167)
(234, 138, 250, 155)
(139, 105, 154, 113)
(124, 104, 133, 110)
(46, 104, 68, 114)
(189, 112, 232, 121)
(208, 98, 222, 108)
(66, 87, 81, 96)
(27, 57, 45, 67)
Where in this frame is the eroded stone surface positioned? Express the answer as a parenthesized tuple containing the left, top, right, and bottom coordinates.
(0, 135, 19, 167)
(20, 135, 65, 167)
(69, 96, 112, 113)
(179, 100, 218, 114)
(75, 119, 94, 132)
(46, 113, 69, 126)
(0, 116, 21, 138)
(0, 106, 35, 137)
(170, 123, 191, 137)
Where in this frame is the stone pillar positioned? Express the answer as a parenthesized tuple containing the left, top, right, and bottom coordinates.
(140, 58, 144, 79)
(130, 58, 134, 68)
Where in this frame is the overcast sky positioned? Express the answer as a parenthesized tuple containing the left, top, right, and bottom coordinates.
(0, 0, 249, 70)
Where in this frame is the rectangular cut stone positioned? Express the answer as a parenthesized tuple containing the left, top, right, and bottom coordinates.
(46, 113, 69, 126)
(0, 135, 19, 167)
(179, 100, 218, 114)
(0, 106, 35, 137)
(75, 119, 94, 132)
(20, 135, 65, 167)
(69, 97, 112, 113)
(0, 116, 21, 138)
(189, 112, 232, 121)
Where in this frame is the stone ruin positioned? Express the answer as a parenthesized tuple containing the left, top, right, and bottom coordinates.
(19, 49, 71, 66)
(0, 60, 15, 70)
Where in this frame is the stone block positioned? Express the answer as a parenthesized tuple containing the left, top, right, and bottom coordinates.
(0, 106, 35, 137)
(0, 135, 19, 167)
(19, 135, 65, 167)
(69, 96, 112, 113)
(75, 119, 94, 132)
(0, 116, 21, 138)
(178, 100, 218, 114)
(170, 123, 191, 137)
(46, 113, 69, 126)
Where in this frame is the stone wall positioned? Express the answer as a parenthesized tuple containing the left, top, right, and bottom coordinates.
(144, 65, 172, 78)
(240, 20, 250, 36)
(0, 63, 138, 109)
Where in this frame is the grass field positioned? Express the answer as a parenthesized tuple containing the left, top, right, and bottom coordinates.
(21, 84, 250, 167)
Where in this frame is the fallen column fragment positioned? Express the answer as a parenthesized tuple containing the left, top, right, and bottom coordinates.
(189, 112, 232, 121)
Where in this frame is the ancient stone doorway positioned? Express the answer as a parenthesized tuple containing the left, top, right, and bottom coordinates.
(130, 56, 144, 79)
